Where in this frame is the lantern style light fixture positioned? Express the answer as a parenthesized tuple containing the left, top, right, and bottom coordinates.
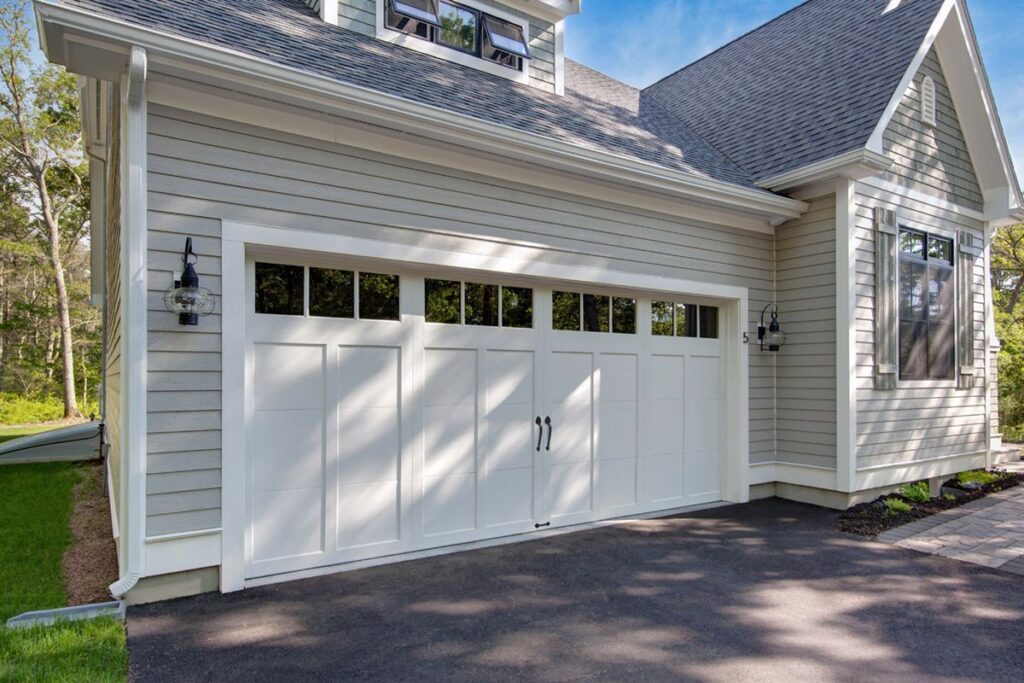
(758, 304, 786, 352)
(163, 237, 215, 326)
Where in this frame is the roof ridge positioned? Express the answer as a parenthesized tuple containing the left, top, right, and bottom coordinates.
(642, 0, 819, 92)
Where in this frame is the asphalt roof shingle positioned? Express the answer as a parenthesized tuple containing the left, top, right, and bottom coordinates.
(58, 0, 757, 189)
(55, 0, 947, 191)
(643, 0, 946, 182)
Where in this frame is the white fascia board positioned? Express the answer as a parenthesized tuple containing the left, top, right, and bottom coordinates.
(34, 0, 805, 224)
(757, 149, 893, 193)
(498, 0, 581, 23)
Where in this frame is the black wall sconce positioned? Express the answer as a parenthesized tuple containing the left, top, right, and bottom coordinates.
(758, 304, 786, 352)
(163, 237, 215, 326)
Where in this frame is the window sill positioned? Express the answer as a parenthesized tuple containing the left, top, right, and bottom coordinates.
(377, 27, 531, 85)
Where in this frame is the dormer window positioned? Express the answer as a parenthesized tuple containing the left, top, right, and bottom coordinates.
(384, 0, 529, 74)
(482, 15, 530, 66)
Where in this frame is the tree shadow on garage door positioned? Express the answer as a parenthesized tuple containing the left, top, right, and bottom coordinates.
(126, 498, 1024, 682)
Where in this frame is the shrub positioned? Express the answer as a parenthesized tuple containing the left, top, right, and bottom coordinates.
(1002, 424, 1024, 444)
(883, 497, 913, 517)
(899, 481, 931, 503)
(0, 393, 98, 426)
(956, 470, 1001, 487)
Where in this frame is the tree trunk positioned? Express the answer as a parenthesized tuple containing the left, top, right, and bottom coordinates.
(36, 170, 81, 419)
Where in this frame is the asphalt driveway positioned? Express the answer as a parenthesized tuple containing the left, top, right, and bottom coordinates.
(128, 499, 1024, 682)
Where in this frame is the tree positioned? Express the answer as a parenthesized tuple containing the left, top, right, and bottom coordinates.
(0, 1, 89, 418)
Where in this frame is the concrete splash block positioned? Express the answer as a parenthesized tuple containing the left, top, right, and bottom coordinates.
(5, 601, 125, 629)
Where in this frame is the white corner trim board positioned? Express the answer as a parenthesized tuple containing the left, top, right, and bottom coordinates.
(109, 44, 148, 600)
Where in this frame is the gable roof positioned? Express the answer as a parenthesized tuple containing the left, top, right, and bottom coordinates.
(51, 0, 758, 190)
(643, 0, 947, 184)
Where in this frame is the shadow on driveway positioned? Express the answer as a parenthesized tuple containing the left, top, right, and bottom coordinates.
(128, 499, 1024, 681)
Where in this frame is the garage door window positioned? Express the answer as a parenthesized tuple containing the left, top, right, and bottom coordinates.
(425, 279, 533, 328)
(255, 262, 400, 320)
(310, 268, 355, 319)
(553, 291, 636, 334)
(255, 262, 304, 316)
(652, 302, 719, 339)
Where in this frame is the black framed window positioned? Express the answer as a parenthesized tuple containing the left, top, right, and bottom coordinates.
(254, 263, 400, 321)
(385, 0, 526, 72)
(898, 228, 954, 380)
(553, 291, 636, 334)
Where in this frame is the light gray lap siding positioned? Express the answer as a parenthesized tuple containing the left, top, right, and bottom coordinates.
(774, 194, 837, 469)
(144, 104, 778, 535)
(854, 183, 987, 470)
(882, 49, 983, 211)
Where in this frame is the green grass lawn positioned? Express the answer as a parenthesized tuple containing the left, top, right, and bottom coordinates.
(0, 462, 127, 682)
(0, 425, 57, 445)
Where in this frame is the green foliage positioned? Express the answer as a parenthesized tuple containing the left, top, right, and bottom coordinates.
(882, 497, 913, 517)
(0, 393, 66, 425)
(899, 481, 931, 503)
(0, 425, 58, 444)
(0, 618, 127, 682)
(943, 493, 957, 502)
(956, 470, 1001, 487)
(0, 462, 78, 620)
(1002, 424, 1024, 443)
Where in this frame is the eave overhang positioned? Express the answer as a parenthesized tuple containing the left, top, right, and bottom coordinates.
(756, 149, 894, 194)
(35, 0, 806, 228)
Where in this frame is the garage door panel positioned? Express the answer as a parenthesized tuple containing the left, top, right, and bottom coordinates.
(424, 349, 477, 407)
(548, 461, 592, 517)
(253, 410, 324, 492)
(598, 408, 637, 460)
(596, 457, 637, 510)
(648, 453, 684, 504)
(254, 343, 323, 411)
(687, 356, 722, 400)
(548, 352, 593, 405)
(423, 407, 477, 478)
(648, 400, 684, 456)
(686, 400, 723, 452)
(484, 406, 534, 471)
(338, 346, 401, 408)
(338, 406, 401, 484)
(483, 468, 534, 527)
(252, 489, 323, 562)
(485, 350, 534, 406)
(600, 354, 638, 402)
(548, 402, 592, 463)
(686, 449, 722, 499)
(650, 355, 684, 401)
(422, 473, 477, 537)
(337, 481, 400, 549)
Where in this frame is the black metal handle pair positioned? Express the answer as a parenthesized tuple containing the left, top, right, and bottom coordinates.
(535, 416, 552, 452)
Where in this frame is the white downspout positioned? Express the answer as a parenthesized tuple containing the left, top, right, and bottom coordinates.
(109, 46, 148, 599)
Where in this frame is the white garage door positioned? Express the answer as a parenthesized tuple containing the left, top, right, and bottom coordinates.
(244, 259, 725, 579)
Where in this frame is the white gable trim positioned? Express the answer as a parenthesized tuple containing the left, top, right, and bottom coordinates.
(866, 0, 954, 154)
(867, 0, 1022, 219)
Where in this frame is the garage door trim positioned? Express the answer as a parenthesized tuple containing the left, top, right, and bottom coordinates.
(220, 220, 751, 592)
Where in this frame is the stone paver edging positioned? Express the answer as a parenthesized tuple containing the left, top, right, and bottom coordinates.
(878, 484, 1024, 573)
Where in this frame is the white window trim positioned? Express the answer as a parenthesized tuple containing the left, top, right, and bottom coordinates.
(376, 0, 532, 85)
(895, 225, 959, 388)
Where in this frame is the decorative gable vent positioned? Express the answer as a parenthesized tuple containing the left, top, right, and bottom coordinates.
(921, 75, 937, 127)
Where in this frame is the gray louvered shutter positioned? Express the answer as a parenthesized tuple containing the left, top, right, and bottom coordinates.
(957, 230, 981, 390)
(874, 207, 899, 390)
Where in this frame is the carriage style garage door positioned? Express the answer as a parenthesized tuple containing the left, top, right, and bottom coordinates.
(243, 257, 726, 580)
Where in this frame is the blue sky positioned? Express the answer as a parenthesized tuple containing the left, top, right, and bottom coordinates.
(565, 0, 1024, 176)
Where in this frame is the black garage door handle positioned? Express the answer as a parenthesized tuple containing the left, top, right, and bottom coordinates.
(535, 416, 543, 452)
(544, 416, 552, 451)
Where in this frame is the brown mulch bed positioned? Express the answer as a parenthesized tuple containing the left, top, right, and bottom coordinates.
(838, 470, 1024, 537)
(62, 460, 119, 605)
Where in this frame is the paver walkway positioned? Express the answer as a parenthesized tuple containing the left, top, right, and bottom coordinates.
(878, 475, 1024, 575)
